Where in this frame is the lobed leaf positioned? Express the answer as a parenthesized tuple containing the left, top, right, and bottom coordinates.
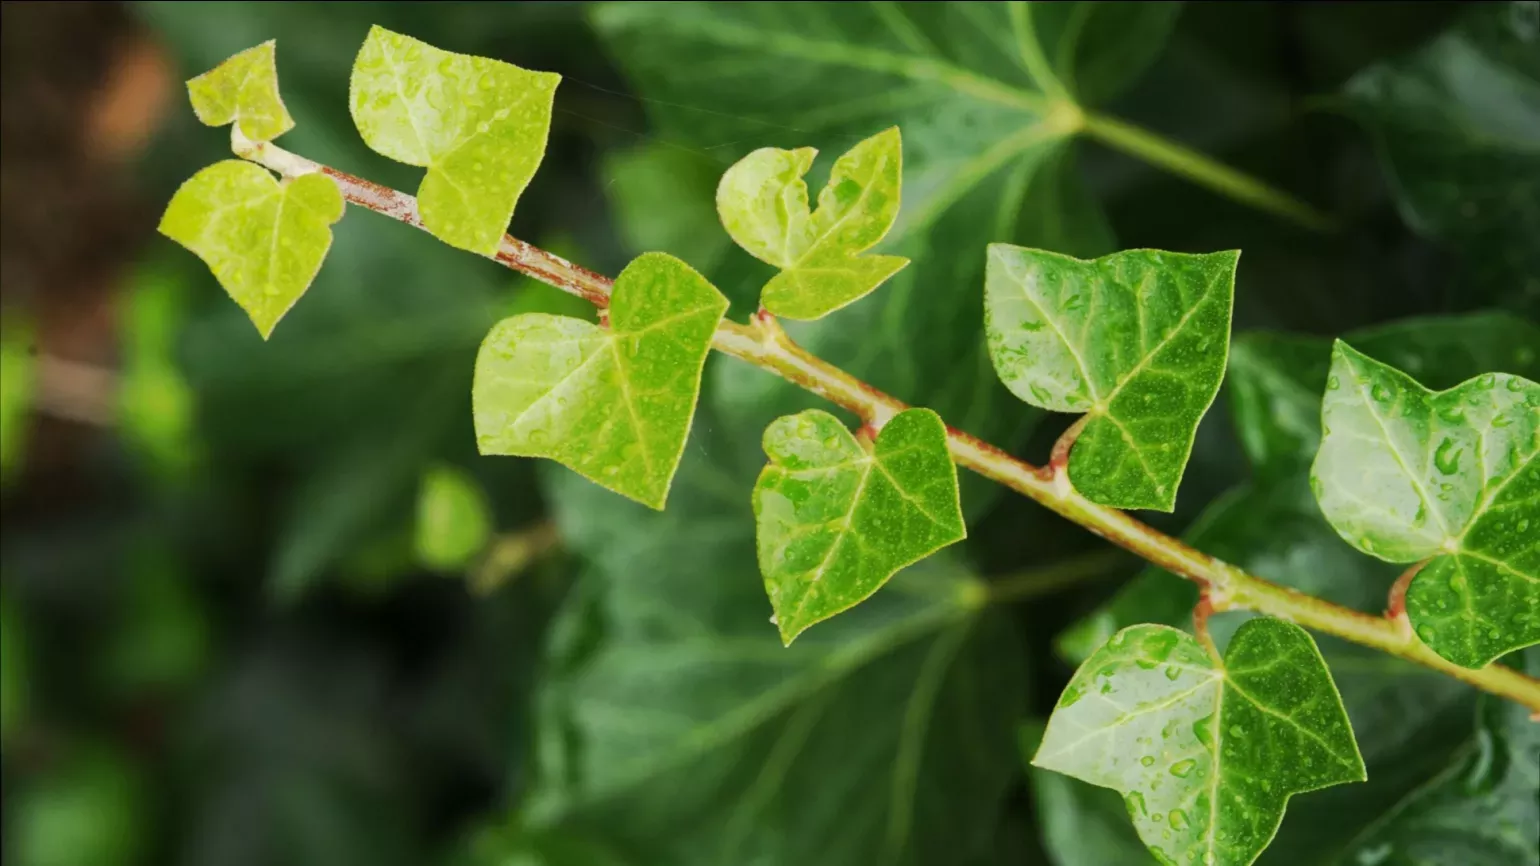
(158, 161, 344, 339)
(985, 246, 1238, 511)
(350, 25, 560, 256)
(185, 39, 294, 143)
(717, 128, 909, 320)
(473, 252, 728, 510)
(754, 407, 964, 643)
(1034, 620, 1365, 866)
(414, 464, 493, 572)
(1312, 341, 1540, 667)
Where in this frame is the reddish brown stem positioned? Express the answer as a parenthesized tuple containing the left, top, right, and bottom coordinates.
(1044, 414, 1090, 480)
(1386, 560, 1427, 627)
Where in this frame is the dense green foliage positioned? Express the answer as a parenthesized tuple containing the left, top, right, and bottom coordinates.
(2, 4, 1536, 866)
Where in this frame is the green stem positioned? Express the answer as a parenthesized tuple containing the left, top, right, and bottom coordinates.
(987, 549, 1128, 604)
(234, 139, 1540, 714)
(1081, 110, 1336, 232)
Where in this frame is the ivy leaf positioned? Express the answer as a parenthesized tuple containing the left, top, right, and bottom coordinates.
(1229, 313, 1540, 480)
(754, 408, 964, 643)
(472, 252, 728, 510)
(1034, 620, 1365, 866)
(185, 39, 294, 143)
(158, 160, 344, 339)
(1344, 2, 1540, 315)
(1342, 648, 1539, 866)
(985, 246, 1238, 511)
(350, 25, 561, 256)
(414, 464, 493, 572)
(528, 413, 1024, 866)
(717, 128, 909, 320)
(1312, 341, 1540, 667)
(592, 2, 1174, 474)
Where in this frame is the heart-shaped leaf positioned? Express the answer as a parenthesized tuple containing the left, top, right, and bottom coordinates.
(753, 407, 964, 644)
(985, 246, 1238, 510)
(186, 39, 294, 143)
(717, 127, 909, 320)
(158, 161, 344, 339)
(350, 25, 561, 256)
(472, 252, 727, 510)
(1034, 619, 1365, 866)
(1312, 341, 1540, 667)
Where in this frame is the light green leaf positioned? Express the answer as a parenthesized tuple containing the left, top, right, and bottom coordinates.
(350, 25, 561, 256)
(1312, 341, 1540, 667)
(1034, 620, 1365, 866)
(158, 160, 344, 339)
(415, 464, 493, 572)
(1, 313, 35, 484)
(985, 245, 1238, 511)
(185, 39, 294, 143)
(118, 262, 199, 481)
(717, 128, 909, 320)
(1228, 313, 1540, 480)
(1345, 2, 1540, 316)
(473, 252, 728, 510)
(754, 408, 964, 644)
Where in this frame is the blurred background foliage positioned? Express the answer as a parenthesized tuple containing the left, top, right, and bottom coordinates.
(0, 2, 1535, 865)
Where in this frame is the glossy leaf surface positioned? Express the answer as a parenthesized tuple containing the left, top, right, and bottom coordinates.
(473, 253, 728, 510)
(754, 408, 964, 643)
(985, 246, 1238, 510)
(350, 25, 560, 255)
(1035, 620, 1364, 866)
(717, 128, 908, 320)
(1312, 342, 1540, 666)
(186, 39, 294, 142)
(158, 161, 344, 339)
(1345, 2, 1540, 315)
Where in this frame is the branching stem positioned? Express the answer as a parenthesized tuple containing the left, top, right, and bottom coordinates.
(232, 136, 1540, 713)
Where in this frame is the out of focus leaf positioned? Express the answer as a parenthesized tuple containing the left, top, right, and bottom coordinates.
(0, 590, 26, 746)
(604, 145, 728, 274)
(0, 312, 35, 484)
(119, 260, 200, 480)
(7, 744, 149, 866)
(415, 464, 493, 572)
(101, 544, 211, 696)
(1345, 1, 1540, 316)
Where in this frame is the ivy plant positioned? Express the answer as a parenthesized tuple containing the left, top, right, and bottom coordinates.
(155, 9, 1539, 866)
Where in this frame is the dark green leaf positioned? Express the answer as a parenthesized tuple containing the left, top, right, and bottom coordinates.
(1344, 1, 1540, 316)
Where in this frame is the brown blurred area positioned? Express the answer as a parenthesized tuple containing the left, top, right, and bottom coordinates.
(1, 0, 175, 483)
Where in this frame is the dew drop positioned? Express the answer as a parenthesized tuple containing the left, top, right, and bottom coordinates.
(1141, 755, 1156, 767)
(1168, 809, 1190, 830)
(1476, 373, 1496, 390)
(1434, 438, 1462, 475)
(1229, 724, 1246, 738)
(1371, 383, 1393, 403)
(1326, 375, 1340, 391)
(1125, 791, 1148, 817)
(1164, 665, 1182, 681)
(1506, 377, 1525, 393)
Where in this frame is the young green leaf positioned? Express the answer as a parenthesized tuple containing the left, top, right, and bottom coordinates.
(1312, 341, 1540, 667)
(985, 246, 1238, 511)
(0, 313, 35, 484)
(753, 407, 964, 643)
(185, 40, 294, 143)
(414, 464, 493, 572)
(158, 161, 344, 339)
(350, 25, 560, 256)
(1034, 620, 1365, 866)
(473, 252, 728, 510)
(717, 128, 909, 320)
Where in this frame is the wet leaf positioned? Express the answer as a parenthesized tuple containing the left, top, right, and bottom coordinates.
(350, 25, 560, 255)
(186, 39, 294, 142)
(985, 246, 1238, 511)
(717, 128, 908, 320)
(159, 161, 344, 339)
(1312, 341, 1540, 667)
(1034, 620, 1364, 866)
(754, 408, 964, 643)
(473, 253, 728, 509)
